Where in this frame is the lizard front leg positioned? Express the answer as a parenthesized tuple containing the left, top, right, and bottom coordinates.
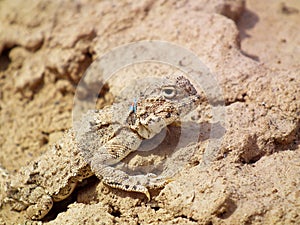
(89, 129, 165, 199)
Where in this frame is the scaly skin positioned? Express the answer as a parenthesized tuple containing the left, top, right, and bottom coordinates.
(5, 75, 201, 220)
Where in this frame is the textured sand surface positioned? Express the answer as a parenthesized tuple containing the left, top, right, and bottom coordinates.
(0, 0, 299, 224)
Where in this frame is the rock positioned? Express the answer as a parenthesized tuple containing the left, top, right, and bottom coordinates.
(0, 0, 299, 224)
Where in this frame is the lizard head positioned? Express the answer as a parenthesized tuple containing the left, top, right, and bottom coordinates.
(130, 75, 201, 139)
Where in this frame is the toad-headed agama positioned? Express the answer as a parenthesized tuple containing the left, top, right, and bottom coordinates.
(5, 75, 201, 220)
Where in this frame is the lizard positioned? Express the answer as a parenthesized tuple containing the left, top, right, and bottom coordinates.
(4, 75, 201, 220)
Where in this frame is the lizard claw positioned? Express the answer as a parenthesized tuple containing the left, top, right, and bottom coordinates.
(144, 189, 151, 201)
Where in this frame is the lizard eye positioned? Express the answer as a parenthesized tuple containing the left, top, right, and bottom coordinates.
(162, 87, 176, 99)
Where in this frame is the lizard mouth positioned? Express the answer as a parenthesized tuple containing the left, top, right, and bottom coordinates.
(177, 94, 201, 116)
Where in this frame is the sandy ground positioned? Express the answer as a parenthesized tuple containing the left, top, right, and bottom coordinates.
(0, 0, 299, 224)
